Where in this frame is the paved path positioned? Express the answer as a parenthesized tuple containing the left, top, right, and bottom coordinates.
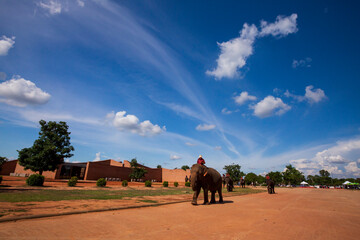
(0, 188, 359, 240)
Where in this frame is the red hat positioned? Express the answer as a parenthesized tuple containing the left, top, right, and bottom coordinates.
(266, 175, 270, 179)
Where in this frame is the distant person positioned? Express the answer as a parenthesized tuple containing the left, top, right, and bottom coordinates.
(197, 155, 205, 165)
(222, 174, 226, 188)
(185, 175, 189, 182)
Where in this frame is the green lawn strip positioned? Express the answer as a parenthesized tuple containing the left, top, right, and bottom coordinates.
(0, 189, 191, 202)
(0, 188, 264, 203)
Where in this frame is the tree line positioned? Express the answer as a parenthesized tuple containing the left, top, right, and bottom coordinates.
(224, 164, 360, 186)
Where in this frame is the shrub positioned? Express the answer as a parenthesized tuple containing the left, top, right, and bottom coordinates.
(96, 178, 107, 187)
(163, 181, 169, 187)
(122, 180, 128, 187)
(26, 174, 45, 186)
(145, 180, 152, 187)
(68, 176, 78, 187)
(185, 181, 191, 187)
(174, 182, 179, 187)
(0, 176, 2, 184)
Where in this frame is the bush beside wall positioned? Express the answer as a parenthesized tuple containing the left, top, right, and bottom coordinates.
(26, 174, 45, 186)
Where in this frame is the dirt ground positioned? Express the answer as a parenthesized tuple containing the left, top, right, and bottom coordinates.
(0, 188, 359, 240)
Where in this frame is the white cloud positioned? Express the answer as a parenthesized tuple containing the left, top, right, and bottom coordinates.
(252, 95, 291, 118)
(94, 152, 101, 161)
(221, 108, 232, 115)
(0, 76, 51, 107)
(206, 23, 257, 79)
(0, 36, 15, 56)
(344, 162, 360, 176)
(292, 57, 312, 68)
(234, 91, 257, 105)
(259, 14, 298, 37)
(214, 146, 222, 151)
(285, 85, 326, 104)
(185, 142, 196, 146)
(290, 138, 360, 177)
(196, 123, 216, 131)
(207, 14, 298, 79)
(305, 85, 326, 104)
(170, 155, 181, 160)
(38, 0, 62, 15)
(107, 111, 165, 136)
(77, 0, 85, 7)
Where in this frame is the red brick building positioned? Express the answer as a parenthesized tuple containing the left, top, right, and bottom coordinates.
(0, 159, 191, 183)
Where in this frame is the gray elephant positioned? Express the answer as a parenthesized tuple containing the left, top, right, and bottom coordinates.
(190, 164, 223, 205)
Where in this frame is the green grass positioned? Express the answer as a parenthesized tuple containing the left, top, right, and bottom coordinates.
(0, 187, 264, 203)
(0, 189, 191, 203)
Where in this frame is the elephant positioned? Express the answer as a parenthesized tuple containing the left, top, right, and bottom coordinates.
(266, 179, 275, 194)
(225, 176, 234, 192)
(190, 164, 223, 205)
(240, 179, 245, 188)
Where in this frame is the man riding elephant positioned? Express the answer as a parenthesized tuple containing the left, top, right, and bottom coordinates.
(190, 163, 223, 205)
(266, 175, 275, 194)
(240, 177, 245, 188)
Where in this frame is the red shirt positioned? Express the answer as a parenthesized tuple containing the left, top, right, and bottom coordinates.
(197, 158, 205, 165)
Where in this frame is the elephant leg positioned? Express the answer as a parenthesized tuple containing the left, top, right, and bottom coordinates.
(191, 188, 200, 205)
(203, 187, 209, 204)
(218, 186, 223, 203)
(210, 191, 216, 203)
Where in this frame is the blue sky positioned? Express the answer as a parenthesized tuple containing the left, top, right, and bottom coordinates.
(1, 0, 360, 178)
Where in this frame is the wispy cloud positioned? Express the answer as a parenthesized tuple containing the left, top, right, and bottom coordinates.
(292, 57, 312, 68)
(38, 0, 62, 15)
(196, 123, 216, 131)
(285, 85, 327, 104)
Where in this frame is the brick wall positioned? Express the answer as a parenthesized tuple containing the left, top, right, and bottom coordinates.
(0, 160, 17, 175)
(144, 168, 162, 182)
(162, 169, 191, 183)
(84, 161, 132, 181)
(14, 161, 57, 179)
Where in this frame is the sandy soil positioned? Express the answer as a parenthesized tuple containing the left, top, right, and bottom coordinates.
(0, 188, 359, 240)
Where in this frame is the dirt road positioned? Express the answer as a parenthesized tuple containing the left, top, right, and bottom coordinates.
(0, 188, 359, 240)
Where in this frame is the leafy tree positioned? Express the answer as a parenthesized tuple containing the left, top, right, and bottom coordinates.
(307, 175, 315, 185)
(319, 169, 332, 185)
(129, 158, 147, 180)
(245, 172, 257, 185)
(268, 171, 283, 184)
(181, 165, 190, 171)
(223, 164, 245, 182)
(0, 156, 8, 171)
(18, 120, 74, 175)
(257, 175, 266, 185)
(157, 165, 162, 168)
(282, 164, 305, 185)
(319, 169, 330, 177)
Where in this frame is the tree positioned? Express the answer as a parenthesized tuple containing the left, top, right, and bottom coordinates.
(282, 164, 305, 185)
(223, 164, 245, 182)
(245, 172, 257, 185)
(181, 165, 190, 171)
(0, 156, 8, 171)
(157, 165, 162, 168)
(319, 169, 332, 185)
(268, 171, 283, 185)
(257, 175, 266, 185)
(319, 169, 330, 177)
(18, 120, 74, 175)
(129, 158, 147, 180)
